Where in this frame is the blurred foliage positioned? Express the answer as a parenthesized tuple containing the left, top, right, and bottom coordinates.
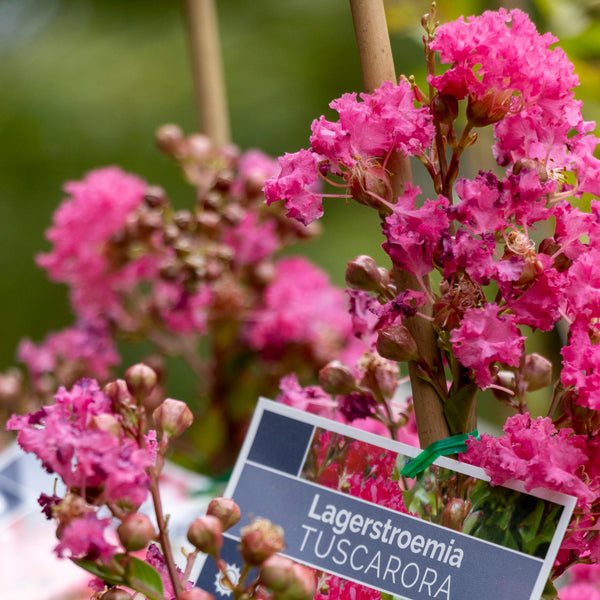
(1, 0, 599, 417)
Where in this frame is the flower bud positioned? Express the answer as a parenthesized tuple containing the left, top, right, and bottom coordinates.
(153, 398, 194, 439)
(276, 564, 317, 600)
(207, 497, 241, 531)
(156, 124, 185, 156)
(179, 589, 215, 600)
(240, 519, 285, 566)
(100, 589, 134, 600)
(144, 185, 168, 209)
(345, 255, 383, 291)
(441, 498, 471, 531)
(117, 513, 156, 552)
(376, 324, 419, 362)
(187, 515, 223, 557)
(431, 93, 459, 124)
(89, 413, 121, 436)
(522, 353, 552, 392)
(124, 363, 158, 399)
(318, 361, 356, 395)
(104, 379, 135, 414)
(259, 555, 296, 592)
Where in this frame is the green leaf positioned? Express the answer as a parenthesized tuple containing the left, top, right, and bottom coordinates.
(73, 554, 164, 600)
(72, 558, 126, 588)
(125, 555, 164, 598)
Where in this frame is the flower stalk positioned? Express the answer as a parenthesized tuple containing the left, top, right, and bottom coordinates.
(348, 0, 450, 447)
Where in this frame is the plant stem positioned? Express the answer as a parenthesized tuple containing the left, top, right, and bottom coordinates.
(348, 0, 450, 447)
(149, 465, 184, 597)
(184, 0, 231, 146)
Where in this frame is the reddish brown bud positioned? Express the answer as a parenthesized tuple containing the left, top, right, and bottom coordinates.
(187, 515, 223, 556)
(179, 589, 215, 600)
(124, 363, 158, 399)
(153, 398, 194, 439)
(522, 353, 552, 392)
(376, 324, 419, 362)
(207, 497, 241, 531)
(117, 513, 156, 552)
(441, 498, 471, 531)
(240, 519, 285, 566)
(345, 255, 383, 291)
(431, 93, 459, 124)
(318, 360, 356, 395)
(156, 124, 185, 156)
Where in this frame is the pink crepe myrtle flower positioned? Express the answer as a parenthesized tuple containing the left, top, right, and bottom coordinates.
(561, 315, 600, 411)
(246, 256, 352, 362)
(54, 513, 118, 562)
(264, 80, 434, 226)
(36, 166, 158, 322)
(450, 303, 525, 389)
(17, 321, 120, 382)
(223, 212, 279, 265)
(310, 80, 434, 167)
(462, 413, 596, 509)
(7, 379, 154, 508)
(230, 148, 280, 197)
(263, 149, 323, 225)
(145, 543, 193, 600)
(382, 184, 449, 280)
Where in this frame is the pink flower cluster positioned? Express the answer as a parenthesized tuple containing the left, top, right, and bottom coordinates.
(246, 257, 352, 362)
(7, 379, 154, 509)
(264, 8, 600, 401)
(461, 413, 600, 571)
(264, 80, 433, 225)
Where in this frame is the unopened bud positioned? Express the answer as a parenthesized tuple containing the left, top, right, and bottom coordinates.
(240, 519, 285, 566)
(187, 515, 223, 557)
(442, 498, 471, 531)
(156, 124, 185, 156)
(345, 255, 383, 291)
(207, 498, 241, 531)
(144, 185, 168, 209)
(432, 93, 459, 124)
(494, 370, 516, 392)
(376, 324, 419, 362)
(153, 398, 194, 439)
(100, 589, 134, 600)
(259, 555, 296, 592)
(124, 363, 158, 399)
(104, 379, 135, 413)
(117, 513, 156, 552)
(89, 413, 121, 436)
(318, 361, 356, 395)
(179, 589, 215, 600)
(277, 564, 317, 600)
(522, 353, 552, 392)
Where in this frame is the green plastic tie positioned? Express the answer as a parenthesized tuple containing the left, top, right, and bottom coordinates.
(400, 430, 480, 479)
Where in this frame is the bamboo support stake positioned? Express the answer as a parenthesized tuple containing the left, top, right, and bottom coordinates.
(184, 0, 231, 146)
(349, 0, 450, 448)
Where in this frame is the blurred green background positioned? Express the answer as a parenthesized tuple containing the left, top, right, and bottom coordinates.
(1, 0, 600, 380)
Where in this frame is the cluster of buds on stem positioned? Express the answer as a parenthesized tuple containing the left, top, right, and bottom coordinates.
(186, 498, 314, 600)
